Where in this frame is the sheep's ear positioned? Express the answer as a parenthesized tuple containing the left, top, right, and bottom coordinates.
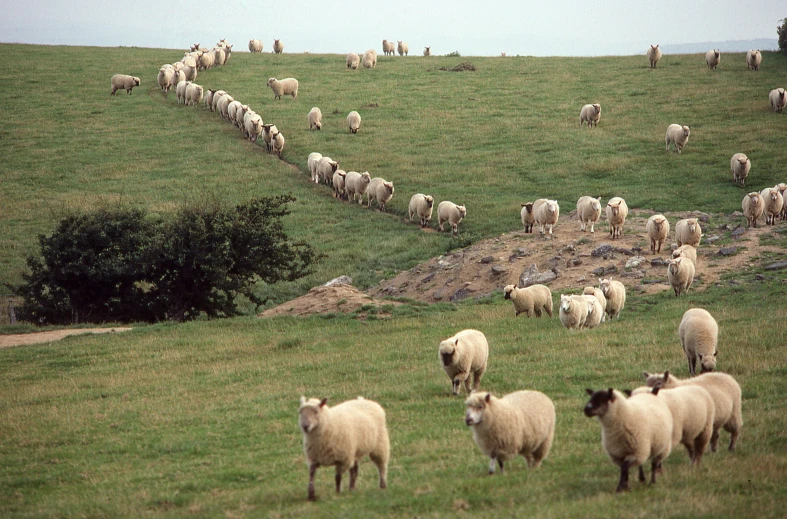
(300, 395, 307, 405)
(319, 398, 328, 408)
(455, 339, 459, 346)
(663, 371, 670, 381)
(698, 353, 703, 360)
(623, 389, 632, 397)
(714, 351, 718, 357)
(642, 371, 650, 379)
(651, 387, 660, 395)
(586, 388, 594, 396)
(484, 393, 491, 403)
(607, 388, 615, 401)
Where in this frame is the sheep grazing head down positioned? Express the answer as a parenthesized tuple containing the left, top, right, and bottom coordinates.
(583, 388, 614, 418)
(298, 396, 327, 433)
(698, 352, 717, 373)
(464, 392, 491, 426)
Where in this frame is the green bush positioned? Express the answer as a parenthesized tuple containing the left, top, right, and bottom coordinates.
(779, 18, 787, 55)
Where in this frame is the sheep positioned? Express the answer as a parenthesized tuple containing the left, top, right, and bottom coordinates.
(464, 390, 555, 474)
(382, 40, 395, 56)
(646, 214, 670, 254)
(345, 171, 372, 204)
(347, 111, 361, 134)
(267, 77, 298, 100)
(333, 170, 348, 199)
(204, 89, 216, 110)
(397, 41, 409, 56)
(584, 388, 673, 493)
(307, 152, 323, 183)
(210, 90, 227, 112)
(746, 49, 761, 71)
(605, 197, 628, 239)
(665, 124, 690, 153)
(628, 385, 714, 466)
(216, 94, 235, 120)
(582, 294, 604, 329)
(271, 131, 285, 156)
(779, 183, 787, 221)
(760, 186, 784, 225)
(408, 194, 434, 227)
(742, 192, 764, 228)
(298, 396, 389, 501)
(362, 49, 377, 69)
(213, 47, 226, 66)
(667, 257, 695, 297)
(185, 83, 203, 106)
(308, 107, 322, 130)
(438, 329, 489, 395)
(222, 44, 234, 64)
(366, 177, 395, 212)
(168, 69, 186, 92)
(672, 245, 698, 266)
(532, 198, 559, 235)
(346, 52, 360, 70)
(520, 202, 535, 233)
(157, 66, 174, 92)
(705, 49, 720, 69)
(189, 43, 201, 52)
(248, 39, 263, 53)
(234, 104, 250, 129)
(675, 218, 701, 247)
(172, 61, 185, 71)
(175, 80, 190, 104)
(583, 286, 607, 319)
(181, 54, 198, 69)
(503, 284, 553, 318)
(273, 39, 284, 54)
(730, 153, 751, 186)
(678, 307, 718, 376)
(110, 74, 140, 95)
(182, 64, 198, 81)
(647, 44, 662, 68)
(644, 370, 742, 452)
(227, 100, 242, 122)
(770, 88, 786, 113)
(243, 111, 263, 142)
(423, 46, 431, 56)
(579, 103, 601, 128)
(317, 157, 339, 185)
(576, 196, 602, 233)
(437, 201, 467, 236)
(599, 278, 625, 320)
(199, 51, 215, 70)
(559, 294, 588, 330)
(262, 124, 279, 152)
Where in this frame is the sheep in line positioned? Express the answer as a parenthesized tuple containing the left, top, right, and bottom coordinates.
(679, 308, 718, 375)
(217, 94, 235, 120)
(665, 124, 690, 153)
(248, 39, 263, 53)
(273, 39, 284, 54)
(503, 284, 553, 318)
(579, 104, 601, 128)
(742, 192, 764, 228)
(199, 51, 215, 70)
(243, 111, 263, 143)
(317, 157, 339, 186)
(345, 171, 372, 204)
(770, 88, 786, 113)
(210, 90, 227, 112)
(347, 111, 361, 133)
(647, 44, 662, 68)
(382, 40, 395, 56)
(268, 77, 299, 100)
(605, 197, 628, 239)
(746, 49, 761, 71)
(213, 46, 227, 66)
(362, 49, 377, 69)
(308, 107, 322, 130)
(533, 199, 559, 235)
(437, 201, 466, 236)
(583, 287, 607, 320)
(175, 80, 190, 104)
(185, 83, 203, 106)
(576, 196, 601, 233)
(760, 186, 784, 225)
(346, 52, 360, 70)
(559, 294, 587, 330)
(730, 153, 751, 186)
(705, 49, 720, 69)
(582, 295, 604, 329)
(520, 202, 535, 233)
(397, 41, 409, 56)
(646, 214, 669, 254)
(408, 194, 434, 227)
(262, 124, 279, 152)
(333, 170, 348, 199)
(675, 218, 701, 247)
(168, 68, 186, 92)
(157, 66, 174, 92)
(438, 329, 488, 395)
(366, 177, 395, 212)
(271, 131, 285, 156)
(110, 74, 140, 95)
(776, 183, 787, 220)
(307, 153, 323, 183)
(672, 244, 698, 266)
(668, 257, 695, 297)
(599, 278, 625, 320)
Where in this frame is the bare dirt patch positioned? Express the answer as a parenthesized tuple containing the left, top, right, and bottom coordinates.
(259, 284, 401, 318)
(0, 328, 133, 349)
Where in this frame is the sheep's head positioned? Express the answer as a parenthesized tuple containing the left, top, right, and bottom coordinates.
(748, 193, 761, 205)
(738, 156, 749, 166)
(338, 171, 347, 178)
(652, 216, 666, 230)
(133, 77, 140, 86)
(591, 198, 601, 211)
(274, 39, 280, 45)
(424, 195, 434, 208)
(643, 370, 671, 389)
(267, 78, 277, 87)
(582, 286, 596, 296)
(384, 181, 394, 193)
(361, 172, 371, 181)
(686, 219, 698, 233)
(298, 396, 328, 433)
(521, 202, 534, 213)
(464, 392, 491, 426)
(560, 294, 573, 312)
(714, 50, 720, 58)
(584, 388, 615, 417)
(593, 104, 601, 114)
(608, 202, 620, 216)
(698, 352, 717, 373)
(438, 340, 456, 367)
(668, 258, 682, 274)
(458, 205, 467, 218)
(330, 161, 339, 173)
(503, 285, 515, 300)
(599, 279, 611, 295)
(682, 126, 690, 137)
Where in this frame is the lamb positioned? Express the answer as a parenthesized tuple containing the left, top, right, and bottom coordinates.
(646, 214, 670, 254)
(185, 83, 203, 106)
(746, 49, 761, 71)
(110, 74, 140, 95)
(678, 308, 718, 375)
(503, 284, 553, 318)
(760, 186, 784, 225)
(437, 201, 467, 236)
(667, 257, 695, 297)
(675, 218, 701, 247)
(584, 388, 673, 492)
(397, 41, 409, 56)
(262, 124, 279, 152)
(157, 66, 174, 92)
(730, 153, 751, 186)
(438, 329, 489, 395)
(583, 286, 607, 318)
(464, 390, 555, 474)
(307, 152, 323, 183)
(317, 157, 339, 185)
(705, 49, 720, 69)
(423, 46, 431, 56)
(770, 88, 786, 113)
(665, 124, 690, 153)
(273, 39, 284, 54)
(243, 111, 263, 142)
(577, 196, 602, 233)
(346, 52, 360, 70)
(382, 40, 395, 56)
(532, 198, 559, 235)
(647, 44, 662, 68)
(742, 192, 764, 228)
(344, 171, 372, 204)
(267, 77, 299, 100)
(175, 80, 190, 104)
(408, 194, 435, 227)
(271, 131, 285, 156)
(599, 278, 625, 320)
(308, 107, 322, 130)
(347, 111, 361, 133)
(559, 294, 588, 330)
(248, 39, 263, 53)
(366, 177, 395, 212)
(582, 294, 604, 329)
(362, 49, 377, 69)
(333, 170, 348, 199)
(605, 197, 628, 239)
(672, 244, 698, 266)
(579, 103, 601, 128)
(644, 371, 742, 452)
(298, 396, 389, 501)
(520, 202, 535, 232)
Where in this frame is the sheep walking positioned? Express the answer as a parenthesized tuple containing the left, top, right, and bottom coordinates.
(646, 215, 669, 254)
(679, 308, 718, 375)
(647, 44, 662, 68)
(668, 257, 695, 297)
(666, 124, 690, 153)
(746, 49, 761, 71)
(307, 152, 323, 183)
(110, 74, 140, 96)
(345, 171, 372, 204)
(520, 202, 535, 233)
(333, 170, 348, 199)
(423, 47, 431, 56)
(438, 329, 489, 395)
(605, 197, 628, 239)
(533, 198, 559, 235)
(672, 244, 698, 266)
(778, 184, 787, 221)
(582, 295, 604, 329)
(705, 49, 720, 69)
(730, 153, 751, 186)
(760, 187, 784, 225)
(157, 66, 174, 92)
(770, 88, 786, 113)
(579, 104, 601, 128)
(503, 284, 553, 318)
(366, 177, 395, 212)
(576, 196, 601, 233)
(559, 294, 588, 330)
(437, 201, 467, 236)
(317, 157, 339, 186)
(267, 77, 299, 100)
(397, 41, 409, 56)
(675, 218, 701, 247)
(408, 194, 434, 227)
(599, 278, 625, 320)
(582, 286, 607, 319)
(382, 40, 395, 56)
(742, 192, 764, 228)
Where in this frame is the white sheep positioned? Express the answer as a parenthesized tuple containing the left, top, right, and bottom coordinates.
(577, 196, 601, 233)
(346, 52, 360, 70)
(520, 202, 535, 233)
(175, 80, 190, 104)
(235, 104, 250, 130)
(582, 295, 604, 329)
(533, 198, 559, 235)
(675, 218, 701, 247)
(216, 94, 235, 120)
(168, 69, 186, 92)
(307, 152, 323, 183)
(248, 39, 263, 53)
(204, 89, 216, 110)
(243, 111, 263, 143)
(185, 83, 203, 106)
(746, 49, 761, 71)
(599, 278, 625, 320)
(778, 183, 787, 221)
(760, 186, 784, 225)
(647, 44, 662, 68)
(646, 214, 670, 254)
(423, 46, 431, 56)
(668, 257, 695, 297)
(559, 294, 588, 330)
(362, 49, 377, 69)
(408, 194, 435, 227)
(308, 107, 322, 130)
(347, 111, 361, 134)
(770, 88, 786, 113)
(210, 90, 227, 112)
(199, 51, 215, 70)
(579, 103, 601, 128)
(213, 47, 226, 66)
(262, 124, 279, 152)
(157, 66, 174, 92)
(742, 192, 764, 228)
(181, 65, 197, 82)
(333, 170, 348, 199)
(298, 396, 389, 501)
(705, 49, 720, 69)
(271, 131, 285, 156)
(464, 390, 555, 474)
(110, 74, 140, 95)
(665, 124, 690, 153)
(503, 284, 553, 318)
(382, 40, 395, 56)
(730, 153, 751, 186)
(366, 177, 395, 212)
(644, 370, 742, 452)
(678, 308, 718, 375)
(345, 171, 372, 204)
(583, 286, 607, 320)
(267, 77, 299, 100)
(227, 100, 242, 122)
(437, 201, 466, 236)
(397, 41, 409, 56)
(438, 329, 489, 395)
(672, 244, 698, 265)
(605, 197, 628, 239)
(273, 39, 284, 54)
(317, 157, 339, 185)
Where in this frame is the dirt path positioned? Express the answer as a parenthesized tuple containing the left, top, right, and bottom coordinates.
(0, 328, 133, 349)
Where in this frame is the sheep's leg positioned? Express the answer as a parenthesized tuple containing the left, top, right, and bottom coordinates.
(650, 461, 660, 484)
(638, 465, 646, 483)
(308, 462, 319, 501)
(726, 424, 739, 451)
(616, 460, 631, 492)
(335, 466, 344, 493)
(488, 457, 497, 474)
(463, 377, 472, 394)
(687, 356, 694, 376)
(452, 379, 460, 395)
(710, 426, 720, 452)
(349, 461, 359, 490)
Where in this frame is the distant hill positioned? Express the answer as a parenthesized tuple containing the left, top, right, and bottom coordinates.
(660, 39, 778, 54)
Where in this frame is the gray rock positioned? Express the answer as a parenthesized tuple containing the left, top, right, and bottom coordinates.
(704, 235, 720, 244)
(479, 256, 494, 264)
(492, 265, 508, 274)
(620, 270, 645, 279)
(731, 226, 745, 237)
(625, 256, 646, 269)
(324, 275, 353, 286)
(731, 211, 743, 217)
(718, 246, 738, 256)
(420, 273, 435, 284)
(592, 265, 618, 277)
(433, 289, 446, 301)
(765, 261, 787, 271)
(450, 289, 470, 302)
(614, 247, 635, 256)
(755, 274, 766, 280)
(519, 263, 558, 286)
(651, 258, 669, 267)
(592, 244, 613, 257)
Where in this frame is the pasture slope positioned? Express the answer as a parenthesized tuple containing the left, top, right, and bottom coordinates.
(1, 44, 787, 517)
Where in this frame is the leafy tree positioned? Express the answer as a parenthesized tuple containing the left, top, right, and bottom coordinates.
(779, 18, 787, 56)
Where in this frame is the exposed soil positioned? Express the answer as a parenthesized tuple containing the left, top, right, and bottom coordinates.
(0, 328, 133, 349)
(259, 284, 401, 317)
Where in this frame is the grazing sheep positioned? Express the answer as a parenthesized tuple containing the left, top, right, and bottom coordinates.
(647, 44, 662, 68)
(267, 77, 299, 100)
(668, 257, 695, 297)
(730, 153, 751, 186)
(679, 308, 718, 375)
(742, 192, 764, 228)
(437, 201, 467, 236)
(408, 194, 434, 227)
(605, 197, 628, 239)
(308, 107, 322, 130)
(646, 215, 670, 254)
(185, 83, 203, 106)
(110, 74, 140, 95)
(397, 41, 409, 56)
(770, 88, 786, 113)
(157, 66, 174, 92)
(584, 388, 673, 493)
(760, 186, 784, 225)
(520, 202, 535, 233)
(599, 278, 625, 320)
(503, 284, 553, 318)
(559, 294, 588, 330)
(672, 245, 698, 266)
(675, 218, 701, 247)
(644, 371, 742, 452)
(333, 170, 348, 199)
(366, 177, 395, 212)
(583, 287, 607, 319)
(423, 46, 431, 56)
(346, 52, 360, 69)
(362, 49, 377, 69)
(533, 199, 559, 235)
(262, 124, 279, 152)
(465, 391, 555, 474)
(582, 294, 604, 329)
(345, 171, 372, 204)
(307, 152, 323, 183)
(243, 111, 263, 142)
(175, 80, 190, 104)
(665, 124, 690, 153)
(271, 131, 285, 156)
(382, 40, 395, 56)
(317, 157, 339, 185)
(273, 39, 284, 54)
(577, 196, 602, 232)
(298, 396, 389, 501)
(248, 39, 263, 53)
(439, 329, 489, 395)
(347, 111, 361, 133)
(705, 49, 720, 69)
(579, 103, 601, 128)
(746, 49, 761, 71)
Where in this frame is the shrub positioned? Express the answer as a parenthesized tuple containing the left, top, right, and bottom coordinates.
(779, 18, 787, 56)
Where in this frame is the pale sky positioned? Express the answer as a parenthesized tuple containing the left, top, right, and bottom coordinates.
(0, 0, 782, 56)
